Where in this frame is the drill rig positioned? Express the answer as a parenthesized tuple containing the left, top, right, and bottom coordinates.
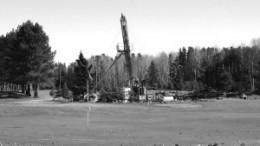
(90, 14, 144, 102)
(118, 14, 144, 102)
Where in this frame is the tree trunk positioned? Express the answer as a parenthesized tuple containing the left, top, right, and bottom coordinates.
(33, 84, 39, 98)
(251, 58, 255, 91)
(3, 83, 6, 92)
(26, 84, 31, 96)
(21, 85, 25, 94)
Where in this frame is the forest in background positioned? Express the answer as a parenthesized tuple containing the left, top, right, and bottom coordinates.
(1, 21, 260, 99)
(61, 39, 260, 95)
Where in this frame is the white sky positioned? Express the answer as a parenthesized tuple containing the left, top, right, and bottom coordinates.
(0, 0, 260, 65)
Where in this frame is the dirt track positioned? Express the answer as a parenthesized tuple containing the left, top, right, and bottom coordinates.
(0, 92, 260, 146)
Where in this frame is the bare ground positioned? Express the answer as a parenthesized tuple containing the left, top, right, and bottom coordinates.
(0, 91, 260, 146)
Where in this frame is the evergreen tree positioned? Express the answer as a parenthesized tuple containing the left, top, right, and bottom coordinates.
(62, 82, 72, 100)
(72, 52, 92, 100)
(186, 47, 196, 81)
(4, 30, 21, 85)
(147, 61, 159, 88)
(0, 35, 7, 84)
(15, 20, 55, 97)
(167, 53, 174, 89)
(169, 63, 184, 90)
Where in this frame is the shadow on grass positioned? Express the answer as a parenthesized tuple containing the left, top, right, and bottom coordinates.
(0, 92, 30, 99)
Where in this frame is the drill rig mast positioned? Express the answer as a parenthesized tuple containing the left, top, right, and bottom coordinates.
(90, 14, 134, 94)
(119, 14, 144, 102)
(119, 13, 133, 86)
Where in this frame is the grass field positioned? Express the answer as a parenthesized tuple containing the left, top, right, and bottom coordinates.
(0, 91, 260, 146)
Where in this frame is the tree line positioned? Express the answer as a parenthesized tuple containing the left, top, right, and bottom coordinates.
(1, 21, 260, 100)
(0, 20, 55, 97)
(59, 42, 260, 101)
(169, 44, 260, 92)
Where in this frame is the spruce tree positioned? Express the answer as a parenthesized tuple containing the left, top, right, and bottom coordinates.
(147, 61, 159, 88)
(62, 82, 71, 100)
(72, 52, 92, 100)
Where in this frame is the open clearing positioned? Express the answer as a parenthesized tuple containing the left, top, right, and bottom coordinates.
(0, 91, 260, 146)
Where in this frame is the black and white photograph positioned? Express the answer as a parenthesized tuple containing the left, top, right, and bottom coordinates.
(0, 0, 260, 145)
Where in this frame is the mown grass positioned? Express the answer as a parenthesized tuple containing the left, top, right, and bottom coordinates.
(0, 93, 260, 146)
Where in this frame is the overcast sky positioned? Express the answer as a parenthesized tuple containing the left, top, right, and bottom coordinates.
(0, 0, 260, 65)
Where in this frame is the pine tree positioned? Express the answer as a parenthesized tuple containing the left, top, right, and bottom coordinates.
(14, 20, 55, 97)
(62, 82, 72, 100)
(72, 52, 93, 101)
(0, 35, 7, 84)
(147, 61, 159, 88)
